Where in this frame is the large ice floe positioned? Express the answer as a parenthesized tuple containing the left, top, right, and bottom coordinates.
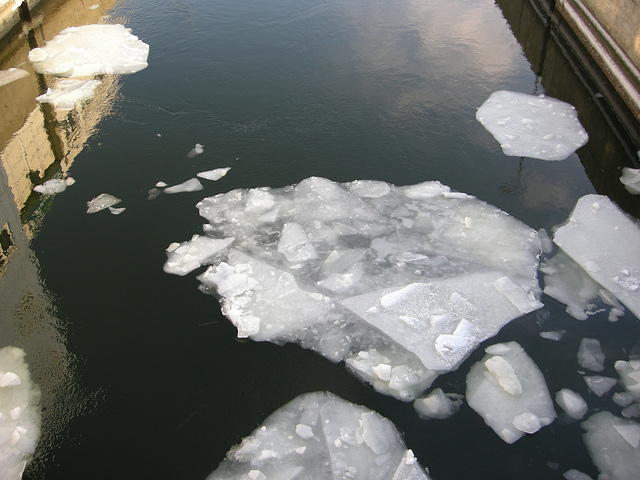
(206, 391, 430, 480)
(164, 177, 543, 400)
(465, 342, 556, 444)
(0, 347, 41, 480)
(28, 24, 149, 77)
(550, 194, 640, 319)
(476, 90, 588, 160)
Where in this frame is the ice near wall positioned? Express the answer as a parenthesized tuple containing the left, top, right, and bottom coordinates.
(207, 391, 430, 480)
(476, 91, 588, 161)
(164, 177, 543, 400)
(0, 347, 41, 480)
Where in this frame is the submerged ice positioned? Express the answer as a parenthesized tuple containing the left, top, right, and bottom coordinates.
(165, 177, 543, 400)
(207, 391, 431, 480)
(28, 24, 149, 77)
(476, 90, 588, 160)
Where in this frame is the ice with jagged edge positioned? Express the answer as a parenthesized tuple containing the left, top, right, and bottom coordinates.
(552, 194, 640, 319)
(206, 391, 431, 480)
(476, 91, 588, 160)
(36, 79, 102, 110)
(28, 24, 149, 77)
(466, 342, 556, 444)
(582, 411, 640, 480)
(0, 347, 41, 480)
(164, 177, 543, 401)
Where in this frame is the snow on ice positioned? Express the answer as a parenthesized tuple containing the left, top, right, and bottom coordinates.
(0, 347, 41, 480)
(206, 391, 431, 480)
(476, 91, 588, 160)
(28, 24, 149, 77)
(582, 412, 640, 480)
(465, 342, 556, 443)
(552, 194, 640, 319)
(164, 177, 543, 400)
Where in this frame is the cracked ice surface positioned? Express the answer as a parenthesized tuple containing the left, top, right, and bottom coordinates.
(553, 194, 640, 319)
(476, 91, 588, 160)
(28, 24, 149, 77)
(206, 391, 430, 480)
(164, 177, 543, 400)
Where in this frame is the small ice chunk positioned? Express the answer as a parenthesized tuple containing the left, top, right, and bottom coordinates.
(164, 236, 234, 276)
(583, 375, 617, 397)
(0, 371, 21, 387)
(556, 388, 588, 419)
(28, 24, 149, 77)
(413, 388, 462, 419)
(186, 143, 204, 158)
(577, 338, 605, 372)
(87, 193, 121, 213)
(295, 424, 314, 439)
(563, 469, 593, 480)
(582, 412, 640, 480)
(197, 167, 231, 181)
(613, 391, 635, 408)
(0, 68, 29, 88)
(108, 206, 126, 215)
(36, 79, 102, 109)
(539, 330, 565, 341)
(466, 342, 556, 443)
(476, 91, 588, 160)
(155, 181, 168, 188)
(372, 363, 392, 381)
(620, 167, 640, 195)
(164, 178, 203, 194)
(615, 360, 640, 401)
(34, 177, 75, 195)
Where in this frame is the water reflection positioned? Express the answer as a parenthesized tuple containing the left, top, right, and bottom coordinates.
(0, 0, 119, 476)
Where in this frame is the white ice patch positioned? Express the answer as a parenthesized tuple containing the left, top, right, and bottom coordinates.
(197, 167, 231, 181)
(553, 194, 640, 319)
(413, 388, 463, 419)
(186, 143, 204, 158)
(163, 178, 203, 194)
(34, 177, 75, 195)
(165, 177, 543, 400)
(163, 235, 234, 276)
(466, 341, 556, 443)
(35, 79, 101, 109)
(86, 193, 121, 213)
(555, 388, 588, 419)
(615, 359, 640, 402)
(0, 347, 41, 480)
(476, 90, 588, 160)
(28, 24, 149, 77)
(582, 412, 640, 480)
(583, 375, 617, 397)
(205, 392, 431, 480)
(620, 167, 640, 195)
(577, 338, 606, 372)
(0, 68, 29, 88)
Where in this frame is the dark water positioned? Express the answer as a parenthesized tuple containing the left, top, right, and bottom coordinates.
(1, 0, 639, 479)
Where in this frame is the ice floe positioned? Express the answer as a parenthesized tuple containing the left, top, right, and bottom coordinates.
(34, 177, 75, 195)
(476, 90, 588, 160)
(28, 24, 149, 77)
(86, 193, 121, 213)
(620, 168, 640, 195)
(583, 375, 617, 397)
(165, 177, 543, 400)
(0, 347, 41, 480)
(577, 338, 605, 372)
(197, 167, 231, 181)
(206, 391, 431, 480)
(163, 178, 203, 194)
(555, 388, 588, 420)
(552, 194, 640, 319)
(0, 68, 29, 88)
(582, 411, 640, 480)
(413, 388, 463, 419)
(186, 143, 204, 158)
(35, 79, 102, 110)
(465, 342, 556, 443)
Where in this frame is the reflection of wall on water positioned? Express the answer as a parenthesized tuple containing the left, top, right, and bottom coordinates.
(0, 0, 119, 476)
(495, 0, 640, 219)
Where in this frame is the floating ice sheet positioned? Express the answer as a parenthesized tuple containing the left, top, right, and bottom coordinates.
(197, 167, 231, 181)
(0, 68, 29, 88)
(582, 411, 640, 480)
(207, 391, 431, 480)
(466, 342, 556, 443)
(553, 194, 640, 319)
(36, 79, 102, 110)
(476, 91, 588, 160)
(163, 178, 203, 194)
(0, 347, 41, 480)
(87, 193, 121, 213)
(28, 24, 149, 77)
(165, 177, 543, 400)
(34, 177, 75, 195)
